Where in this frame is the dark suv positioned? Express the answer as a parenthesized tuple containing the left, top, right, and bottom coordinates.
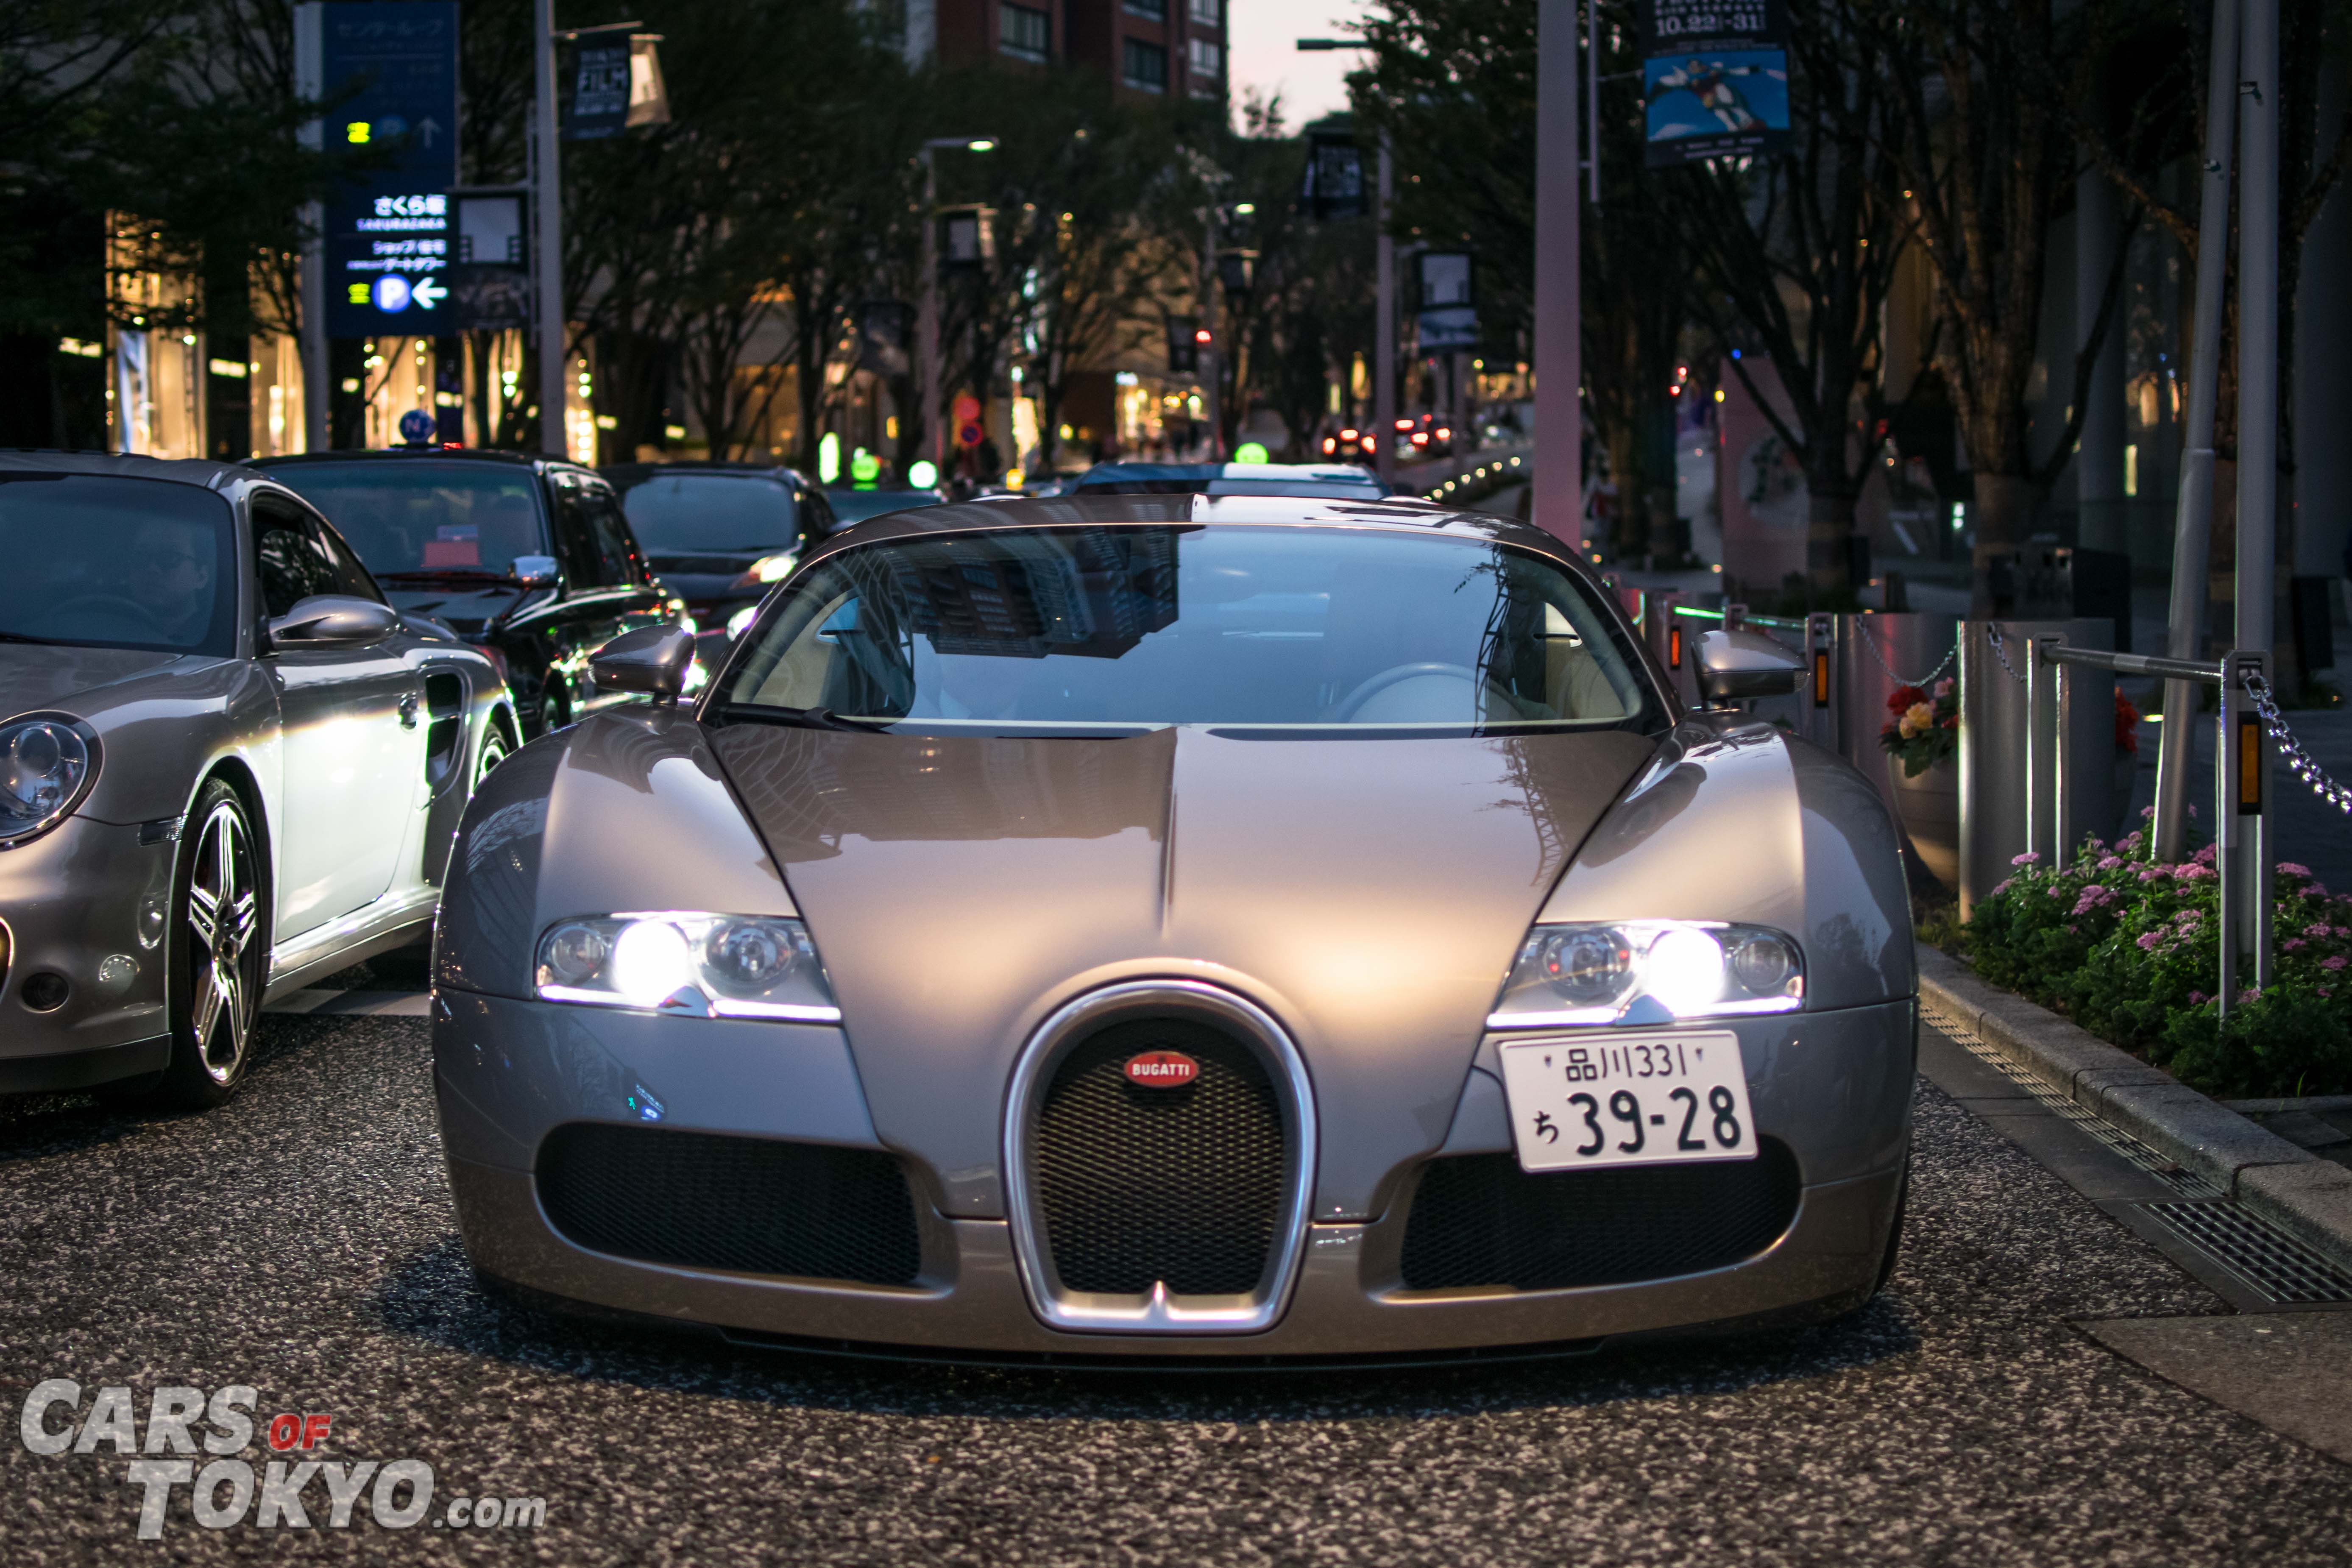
(601, 462, 833, 658)
(254, 450, 686, 737)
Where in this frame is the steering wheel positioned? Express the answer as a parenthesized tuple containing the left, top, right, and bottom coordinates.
(1332, 662, 1484, 722)
(42, 593, 156, 625)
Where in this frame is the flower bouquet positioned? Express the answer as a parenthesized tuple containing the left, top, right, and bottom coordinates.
(1879, 678, 1958, 778)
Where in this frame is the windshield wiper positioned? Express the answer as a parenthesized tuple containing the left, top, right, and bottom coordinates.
(715, 702, 898, 732)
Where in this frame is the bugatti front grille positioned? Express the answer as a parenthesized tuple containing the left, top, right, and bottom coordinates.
(1032, 1018, 1287, 1295)
(536, 1123, 922, 1287)
(1398, 1139, 1803, 1292)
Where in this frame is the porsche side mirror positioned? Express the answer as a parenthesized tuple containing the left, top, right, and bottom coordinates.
(1695, 628, 1806, 705)
(268, 595, 401, 650)
(511, 554, 560, 588)
(589, 625, 696, 707)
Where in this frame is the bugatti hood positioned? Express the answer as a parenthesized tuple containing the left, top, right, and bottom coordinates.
(705, 721, 1659, 1219)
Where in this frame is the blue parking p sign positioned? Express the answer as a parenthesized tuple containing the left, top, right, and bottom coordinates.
(320, 2, 460, 338)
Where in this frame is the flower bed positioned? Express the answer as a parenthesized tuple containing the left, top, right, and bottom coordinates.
(1953, 822, 2352, 1097)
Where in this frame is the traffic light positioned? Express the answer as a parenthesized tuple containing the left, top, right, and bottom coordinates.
(1166, 315, 1200, 374)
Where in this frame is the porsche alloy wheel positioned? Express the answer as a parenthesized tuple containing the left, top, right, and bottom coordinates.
(162, 782, 264, 1107)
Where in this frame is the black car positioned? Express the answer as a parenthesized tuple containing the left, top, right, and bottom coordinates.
(820, 484, 947, 536)
(602, 462, 833, 654)
(253, 450, 686, 737)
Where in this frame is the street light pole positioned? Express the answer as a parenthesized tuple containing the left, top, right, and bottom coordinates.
(1374, 140, 1396, 488)
(1533, 0, 1582, 544)
(917, 137, 996, 478)
(920, 148, 940, 473)
(1203, 201, 1222, 460)
(2237, 0, 2278, 982)
(2152, 0, 2239, 864)
(534, 0, 566, 457)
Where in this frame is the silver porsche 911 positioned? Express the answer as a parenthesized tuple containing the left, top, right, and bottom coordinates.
(434, 495, 1914, 1360)
(1, 454, 514, 1106)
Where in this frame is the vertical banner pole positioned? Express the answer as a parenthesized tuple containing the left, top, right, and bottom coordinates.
(1534, 0, 1583, 543)
(534, 0, 567, 457)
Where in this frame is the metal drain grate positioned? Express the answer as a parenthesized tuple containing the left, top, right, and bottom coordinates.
(2142, 1201, 2352, 1305)
(1920, 994, 2221, 1199)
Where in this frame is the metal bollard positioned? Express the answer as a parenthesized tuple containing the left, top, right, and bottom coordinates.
(2215, 649, 2274, 1012)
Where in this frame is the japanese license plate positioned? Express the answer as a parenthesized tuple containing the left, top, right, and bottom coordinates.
(1495, 1031, 1756, 1174)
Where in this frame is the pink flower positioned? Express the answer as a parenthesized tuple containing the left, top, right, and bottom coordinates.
(2013, 852, 2042, 866)
(2137, 932, 2161, 950)
(2098, 856, 2125, 870)
(2280, 863, 2313, 880)
(2177, 864, 2216, 882)
(2049, 886, 2068, 900)
(2284, 939, 2308, 952)
(1990, 878, 2013, 898)
(2138, 865, 2168, 882)
(1934, 677, 1955, 699)
(2323, 987, 2335, 1000)
(2140, 805, 2157, 819)
(2193, 844, 2217, 866)
(2189, 990, 2209, 1005)
(2325, 956, 2348, 972)
(2242, 988, 2262, 1004)
(2307, 923, 2334, 939)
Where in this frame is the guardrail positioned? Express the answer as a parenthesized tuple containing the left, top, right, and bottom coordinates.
(1609, 589, 2352, 1019)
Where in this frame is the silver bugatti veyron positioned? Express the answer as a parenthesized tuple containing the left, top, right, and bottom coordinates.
(432, 493, 1914, 1359)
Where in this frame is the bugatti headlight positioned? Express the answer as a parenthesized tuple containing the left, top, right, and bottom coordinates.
(1490, 921, 1802, 1027)
(0, 716, 99, 849)
(535, 912, 839, 1020)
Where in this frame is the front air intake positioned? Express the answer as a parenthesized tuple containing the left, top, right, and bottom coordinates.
(1398, 1139, 1802, 1292)
(536, 1122, 922, 1287)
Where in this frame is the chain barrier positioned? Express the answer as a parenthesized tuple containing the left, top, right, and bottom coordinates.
(2244, 672, 2352, 815)
(1982, 624, 2029, 685)
(1854, 617, 1959, 690)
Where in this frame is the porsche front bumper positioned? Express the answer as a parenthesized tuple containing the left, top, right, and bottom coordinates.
(0, 815, 176, 1092)
(434, 991, 1913, 1358)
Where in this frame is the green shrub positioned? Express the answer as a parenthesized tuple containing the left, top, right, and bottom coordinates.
(1956, 824, 2352, 1097)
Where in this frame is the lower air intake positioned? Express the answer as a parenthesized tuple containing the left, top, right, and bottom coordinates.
(1033, 1018, 1286, 1296)
(1399, 1139, 1802, 1292)
(537, 1122, 921, 1287)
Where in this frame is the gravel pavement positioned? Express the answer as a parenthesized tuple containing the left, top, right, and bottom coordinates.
(3, 1011, 2349, 1564)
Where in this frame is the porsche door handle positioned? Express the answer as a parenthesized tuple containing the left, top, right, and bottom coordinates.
(398, 692, 421, 729)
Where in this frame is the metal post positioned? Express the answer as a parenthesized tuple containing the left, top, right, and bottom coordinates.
(2240, 0, 2279, 660)
(2153, 0, 2239, 864)
(2026, 633, 2063, 864)
(1203, 202, 1222, 462)
(1533, 0, 1583, 543)
(919, 151, 939, 473)
(1374, 139, 1395, 488)
(1807, 612, 1834, 750)
(294, 3, 328, 453)
(2054, 656, 2077, 866)
(2226, 651, 2275, 988)
(2216, 653, 2242, 1013)
(533, 0, 566, 457)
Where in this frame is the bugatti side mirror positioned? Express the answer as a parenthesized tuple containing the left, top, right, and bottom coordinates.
(1695, 627, 1806, 706)
(511, 554, 560, 588)
(588, 624, 697, 707)
(267, 595, 402, 650)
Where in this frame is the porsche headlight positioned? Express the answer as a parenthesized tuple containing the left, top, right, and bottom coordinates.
(535, 912, 839, 1020)
(1490, 921, 1802, 1027)
(0, 717, 98, 848)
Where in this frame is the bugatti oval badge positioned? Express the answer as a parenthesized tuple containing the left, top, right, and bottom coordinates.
(1123, 1050, 1199, 1088)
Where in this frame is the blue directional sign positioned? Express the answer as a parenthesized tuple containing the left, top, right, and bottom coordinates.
(321, 2, 460, 338)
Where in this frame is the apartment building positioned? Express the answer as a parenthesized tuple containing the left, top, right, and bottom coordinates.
(906, 0, 1227, 101)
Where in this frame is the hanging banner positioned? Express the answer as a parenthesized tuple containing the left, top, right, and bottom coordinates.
(565, 34, 670, 142)
(1300, 125, 1366, 221)
(1640, 0, 1790, 167)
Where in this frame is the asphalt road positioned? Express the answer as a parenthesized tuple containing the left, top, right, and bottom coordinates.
(5, 1000, 2351, 1563)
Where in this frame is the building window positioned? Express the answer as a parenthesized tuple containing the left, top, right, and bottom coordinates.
(1188, 0, 1221, 24)
(1123, 0, 1166, 17)
(1187, 37, 1221, 78)
(999, 3, 1049, 61)
(1123, 38, 1167, 91)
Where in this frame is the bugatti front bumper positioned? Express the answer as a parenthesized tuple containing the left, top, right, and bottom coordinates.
(434, 991, 1913, 1359)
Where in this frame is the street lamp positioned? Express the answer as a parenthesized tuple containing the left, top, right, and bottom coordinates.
(1296, 39, 1395, 487)
(919, 136, 998, 475)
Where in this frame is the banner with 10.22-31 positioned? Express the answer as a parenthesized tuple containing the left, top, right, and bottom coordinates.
(1641, 0, 1790, 167)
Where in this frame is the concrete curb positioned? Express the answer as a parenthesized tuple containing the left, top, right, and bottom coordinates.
(1916, 947, 2352, 1277)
